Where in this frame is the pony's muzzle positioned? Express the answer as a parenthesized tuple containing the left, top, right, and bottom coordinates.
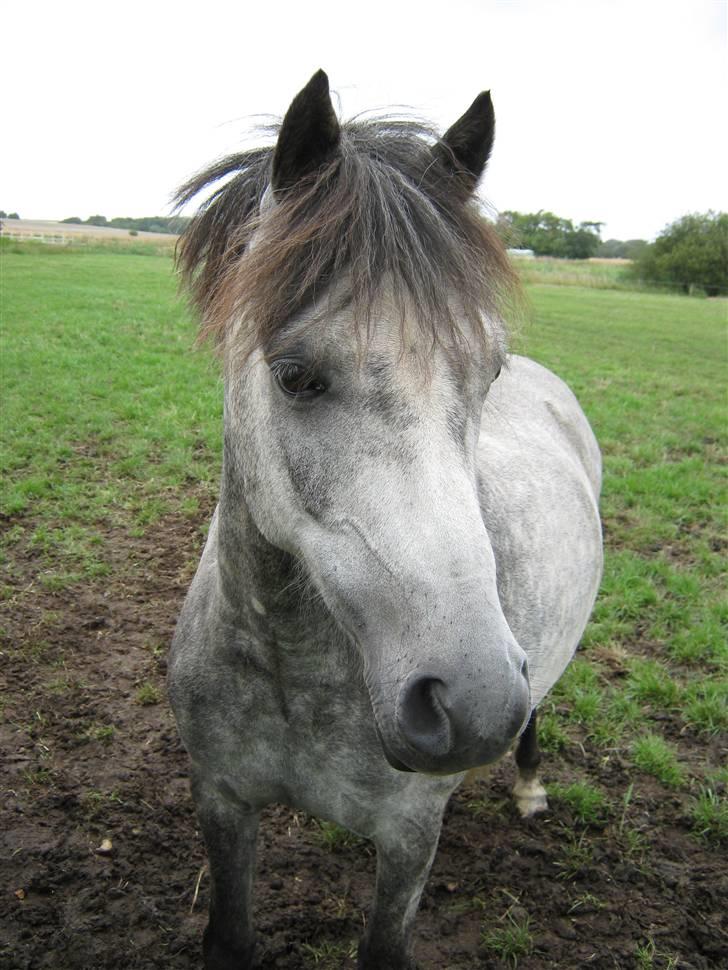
(391, 652, 531, 774)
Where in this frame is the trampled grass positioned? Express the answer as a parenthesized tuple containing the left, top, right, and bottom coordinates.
(1, 248, 726, 826)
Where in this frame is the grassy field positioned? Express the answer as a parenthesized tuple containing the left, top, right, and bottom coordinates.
(1, 244, 727, 966)
(1, 243, 220, 588)
(515, 285, 727, 831)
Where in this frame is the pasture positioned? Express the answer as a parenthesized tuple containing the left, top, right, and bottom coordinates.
(1, 244, 726, 969)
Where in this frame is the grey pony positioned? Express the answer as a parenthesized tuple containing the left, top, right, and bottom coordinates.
(168, 71, 603, 970)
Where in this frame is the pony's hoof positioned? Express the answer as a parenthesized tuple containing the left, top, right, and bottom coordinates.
(203, 928, 256, 970)
(357, 940, 418, 970)
(513, 778, 548, 818)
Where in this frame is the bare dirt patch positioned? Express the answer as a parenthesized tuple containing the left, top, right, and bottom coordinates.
(1, 506, 725, 969)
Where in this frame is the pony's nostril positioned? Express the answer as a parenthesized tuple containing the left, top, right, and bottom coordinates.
(520, 656, 529, 681)
(397, 676, 452, 757)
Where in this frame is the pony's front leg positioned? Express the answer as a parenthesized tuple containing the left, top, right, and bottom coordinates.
(192, 770, 259, 970)
(358, 810, 444, 970)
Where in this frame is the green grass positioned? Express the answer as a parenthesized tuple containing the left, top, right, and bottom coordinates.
(690, 788, 728, 843)
(480, 907, 534, 966)
(135, 682, 162, 706)
(1, 247, 220, 586)
(301, 939, 358, 968)
(310, 819, 364, 852)
(634, 937, 680, 970)
(547, 781, 608, 825)
(517, 284, 725, 811)
(554, 829, 594, 880)
(513, 255, 631, 290)
(631, 735, 685, 787)
(512, 253, 724, 298)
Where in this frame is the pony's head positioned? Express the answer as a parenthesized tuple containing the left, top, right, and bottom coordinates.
(176, 70, 530, 774)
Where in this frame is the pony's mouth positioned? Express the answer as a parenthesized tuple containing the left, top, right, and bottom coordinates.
(375, 724, 414, 772)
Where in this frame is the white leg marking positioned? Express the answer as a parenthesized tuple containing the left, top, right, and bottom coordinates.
(513, 775, 548, 818)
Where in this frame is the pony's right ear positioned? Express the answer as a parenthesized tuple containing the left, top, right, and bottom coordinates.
(433, 91, 495, 195)
(272, 69, 341, 195)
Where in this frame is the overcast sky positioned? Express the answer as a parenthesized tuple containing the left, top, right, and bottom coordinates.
(2, 0, 726, 241)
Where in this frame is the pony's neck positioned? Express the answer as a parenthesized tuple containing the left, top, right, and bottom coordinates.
(216, 446, 308, 628)
(216, 448, 354, 682)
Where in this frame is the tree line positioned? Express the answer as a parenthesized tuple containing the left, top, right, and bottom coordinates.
(499, 209, 727, 296)
(60, 215, 190, 235)
(498, 210, 604, 259)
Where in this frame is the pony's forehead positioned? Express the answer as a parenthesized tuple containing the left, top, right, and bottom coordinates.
(257, 277, 503, 368)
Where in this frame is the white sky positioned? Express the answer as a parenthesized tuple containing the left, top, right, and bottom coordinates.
(2, 0, 726, 241)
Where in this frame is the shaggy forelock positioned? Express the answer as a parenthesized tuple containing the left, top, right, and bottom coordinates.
(174, 117, 521, 361)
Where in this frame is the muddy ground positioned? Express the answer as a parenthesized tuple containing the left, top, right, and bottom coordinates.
(1, 501, 725, 970)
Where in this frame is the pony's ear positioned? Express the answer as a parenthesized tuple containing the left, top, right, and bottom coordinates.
(433, 91, 495, 193)
(272, 69, 341, 195)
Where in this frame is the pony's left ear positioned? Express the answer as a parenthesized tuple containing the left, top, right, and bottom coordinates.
(433, 91, 495, 193)
(272, 69, 341, 195)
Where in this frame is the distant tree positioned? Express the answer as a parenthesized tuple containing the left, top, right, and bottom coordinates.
(61, 216, 83, 224)
(0, 210, 6, 218)
(85, 214, 108, 226)
(596, 238, 649, 259)
(106, 215, 189, 235)
(499, 210, 602, 259)
(631, 212, 728, 296)
(597, 238, 624, 258)
(8, 212, 20, 219)
(566, 221, 603, 259)
(623, 239, 649, 260)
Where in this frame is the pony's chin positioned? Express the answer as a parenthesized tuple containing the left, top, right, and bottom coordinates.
(376, 723, 516, 776)
(382, 747, 415, 773)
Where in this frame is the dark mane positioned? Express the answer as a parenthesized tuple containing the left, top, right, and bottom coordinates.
(173, 117, 521, 358)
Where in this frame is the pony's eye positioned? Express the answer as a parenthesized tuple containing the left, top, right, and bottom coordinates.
(271, 360, 326, 399)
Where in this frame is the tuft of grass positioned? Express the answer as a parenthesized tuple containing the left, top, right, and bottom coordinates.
(22, 766, 54, 787)
(626, 659, 681, 709)
(554, 829, 593, 880)
(683, 680, 728, 734)
(631, 735, 684, 787)
(135, 682, 161, 706)
(548, 781, 608, 825)
(449, 893, 488, 916)
(310, 819, 364, 852)
(552, 659, 606, 724)
(480, 908, 534, 966)
(691, 789, 728, 844)
(567, 892, 604, 914)
(464, 797, 508, 822)
(89, 724, 115, 745)
(634, 937, 679, 969)
(301, 940, 358, 968)
(80, 788, 124, 817)
(537, 709, 568, 752)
